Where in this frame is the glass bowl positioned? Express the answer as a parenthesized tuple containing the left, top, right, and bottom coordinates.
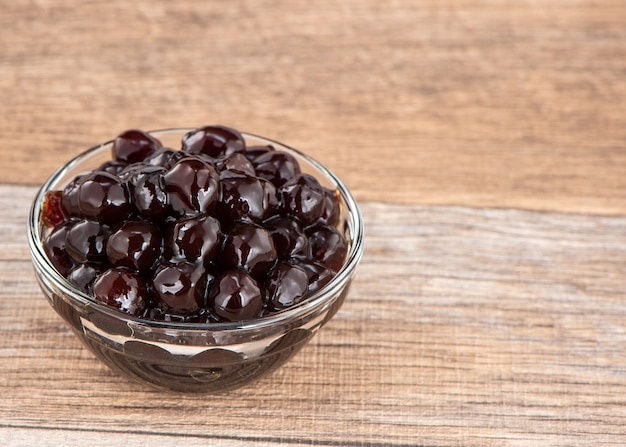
(28, 128, 364, 393)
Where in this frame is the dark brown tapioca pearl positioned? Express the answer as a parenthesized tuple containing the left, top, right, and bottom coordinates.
(141, 306, 179, 322)
(106, 221, 162, 273)
(151, 262, 210, 312)
(97, 160, 127, 176)
(210, 270, 263, 322)
(261, 178, 279, 215)
(308, 225, 348, 272)
(167, 215, 221, 264)
(43, 221, 75, 276)
(77, 171, 132, 225)
(264, 216, 309, 260)
(162, 149, 188, 169)
(216, 153, 256, 177)
(65, 219, 109, 264)
(293, 259, 336, 294)
(143, 306, 215, 323)
(67, 264, 101, 293)
(253, 150, 301, 187)
(112, 129, 163, 164)
(60, 175, 84, 217)
(182, 125, 246, 158)
(243, 144, 275, 162)
(117, 162, 153, 183)
(217, 174, 277, 223)
(143, 148, 177, 167)
(320, 188, 341, 227)
(279, 173, 325, 226)
(219, 222, 277, 278)
(163, 157, 219, 216)
(128, 166, 172, 221)
(92, 267, 149, 316)
(264, 262, 309, 310)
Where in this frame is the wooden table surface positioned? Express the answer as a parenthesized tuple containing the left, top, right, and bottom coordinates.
(2, 1, 626, 445)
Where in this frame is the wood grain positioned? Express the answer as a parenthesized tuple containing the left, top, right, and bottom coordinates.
(3, 185, 626, 446)
(1, 0, 626, 214)
(2, 1, 626, 445)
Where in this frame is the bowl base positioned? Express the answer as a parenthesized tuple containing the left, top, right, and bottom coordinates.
(81, 328, 314, 393)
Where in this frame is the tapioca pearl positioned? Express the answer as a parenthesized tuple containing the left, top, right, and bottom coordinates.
(253, 150, 301, 187)
(219, 222, 277, 278)
(106, 221, 162, 273)
(112, 129, 163, 164)
(77, 171, 132, 224)
(182, 125, 246, 158)
(210, 270, 263, 322)
(91, 267, 149, 316)
(151, 262, 210, 312)
(65, 219, 109, 265)
(279, 173, 325, 226)
(308, 225, 348, 272)
(166, 215, 221, 264)
(163, 157, 219, 216)
(264, 262, 309, 310)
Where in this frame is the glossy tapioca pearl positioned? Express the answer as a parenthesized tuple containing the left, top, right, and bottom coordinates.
(292, 259, 336, 294)
(116, 162, 144, 181)
(264, 216, 309, 260)
(127, 166, 172, 221)
(279, 173, 325, 226)
(97, 160, 127, 176)
(216, 153, 256, 177)
(166, 215, 221, 264)
(60, 175, 84, 217)
(243, 144, 274, 162)
(182, 125, 246, 158)
(65, 219, 109, 264)
(161, 150, 189, 169)
(91, 267, 149, 316)
(67, 264, 101, 293)
(263, 262, 309, 310)
(308, 225, 348, 272)
(142, 306, 215, 323)
(151, 262, 211, 312)
(219, 222, 277, 278)
(76, 171, 132, 225)
(217, 174, 278, 223)
(320, 188, 341, 227)
(253, 150, 301, 187)
(210, 269, 263, 322)
(163, 156, 219, 215)
(43, 221, 75, 276)
(143, 148, 178, 167)
(106, 221, 162, 273)
(112, 129, 163, 164)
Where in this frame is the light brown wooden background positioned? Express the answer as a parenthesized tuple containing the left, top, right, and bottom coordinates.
(1, 1, 626, 446)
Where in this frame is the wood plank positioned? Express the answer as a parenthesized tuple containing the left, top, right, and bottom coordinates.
(1, 1, 626, 214)
(3, 184, 626, 445)
(3, 428, 310, 447)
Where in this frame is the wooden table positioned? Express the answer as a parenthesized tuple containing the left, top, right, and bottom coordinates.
(2, 1, 626, 445)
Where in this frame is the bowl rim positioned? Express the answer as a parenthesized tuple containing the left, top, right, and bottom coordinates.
(28, 128, 364, 332)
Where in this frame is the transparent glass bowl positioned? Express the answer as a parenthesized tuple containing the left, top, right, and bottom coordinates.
(28, 129, 364, 393)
